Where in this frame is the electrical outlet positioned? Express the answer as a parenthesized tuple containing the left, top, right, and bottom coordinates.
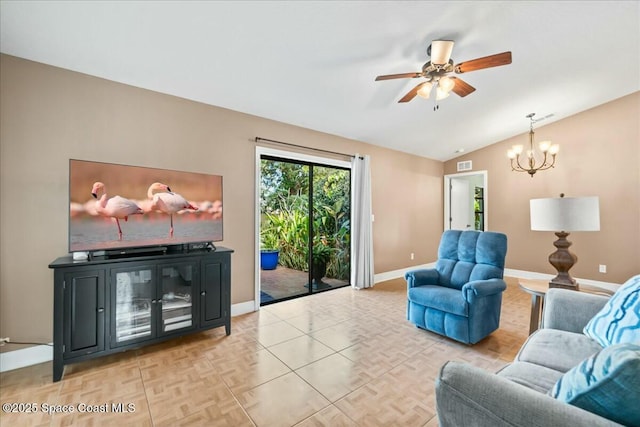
(599, 265, 607, 273)
(410, 253, 415, 260)
(0, 337, 9, 346)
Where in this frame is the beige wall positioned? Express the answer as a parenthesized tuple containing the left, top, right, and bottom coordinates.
(0, 54, 443, 346)
(445, 92, 640, 284)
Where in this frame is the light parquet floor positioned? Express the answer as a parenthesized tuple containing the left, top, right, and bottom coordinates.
(0, 277, 531, 426)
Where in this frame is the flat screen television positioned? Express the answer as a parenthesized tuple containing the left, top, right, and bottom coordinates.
(69, 159, 223, 253)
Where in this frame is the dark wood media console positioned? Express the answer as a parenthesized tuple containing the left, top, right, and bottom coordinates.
(49, 247, 233, 382)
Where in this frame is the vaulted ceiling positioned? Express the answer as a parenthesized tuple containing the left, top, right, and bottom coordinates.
(1, 1, 638, 161)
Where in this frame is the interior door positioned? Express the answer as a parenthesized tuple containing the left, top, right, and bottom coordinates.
(450, 178, 472, 230)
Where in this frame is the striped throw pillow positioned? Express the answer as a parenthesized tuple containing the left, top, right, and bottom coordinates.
(583, 274, 640, 347)
(550, 342, 640, 426)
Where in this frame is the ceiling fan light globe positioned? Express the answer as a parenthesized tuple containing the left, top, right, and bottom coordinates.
(417, 82, 433, 99)
(431, 40, 455, 65)
(439, 76, 455, 93)
(435, 87, 450, 100)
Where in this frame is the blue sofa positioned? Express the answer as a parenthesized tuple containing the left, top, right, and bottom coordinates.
(405, 230, 508, 344)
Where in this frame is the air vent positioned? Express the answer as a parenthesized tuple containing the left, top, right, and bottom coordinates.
(457, 160, 472, 172)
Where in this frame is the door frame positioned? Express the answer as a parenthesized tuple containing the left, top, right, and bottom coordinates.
(254, 147, 351, 310)
(444, 170, 488, 231)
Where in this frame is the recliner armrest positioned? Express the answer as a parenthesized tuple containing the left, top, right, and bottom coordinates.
(462, 279, 506, 302)
(542, 288, 609, 333)
(436, 361, 621, 427)
(405, 269, 439, 288)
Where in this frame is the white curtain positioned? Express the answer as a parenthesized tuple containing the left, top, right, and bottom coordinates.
(351, 154, 374, 289)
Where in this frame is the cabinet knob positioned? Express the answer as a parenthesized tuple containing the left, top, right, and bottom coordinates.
(201, 291, 206, 296)
(151, 299, 156, 304)
(97, 308, 104, 313)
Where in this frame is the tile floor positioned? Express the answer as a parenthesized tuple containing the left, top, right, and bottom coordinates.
(0, 277, 531, 426)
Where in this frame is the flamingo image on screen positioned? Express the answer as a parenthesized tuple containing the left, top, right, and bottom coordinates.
(147, 182, 198, 237)
(91, 181, 143, 240)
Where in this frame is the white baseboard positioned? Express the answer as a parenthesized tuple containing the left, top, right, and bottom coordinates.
(0, 343, 53, 373)
(231, 300, 256, 317)
(373, 264, 621, 293)
(373, 263, 436, 283)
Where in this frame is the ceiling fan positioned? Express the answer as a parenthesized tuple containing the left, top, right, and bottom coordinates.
(376, 40, 512, 105)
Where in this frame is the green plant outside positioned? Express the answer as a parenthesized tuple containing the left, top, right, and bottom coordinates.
(260, 160, 350, 280)
(310, 240, 333, 265)
(474, 199, 481, 230)
(260, 222, 280, 250)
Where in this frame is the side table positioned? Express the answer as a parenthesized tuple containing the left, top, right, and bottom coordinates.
(518, 279, 549, 334)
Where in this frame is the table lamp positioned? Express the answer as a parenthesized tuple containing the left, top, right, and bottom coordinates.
(530, 195, 600, 290)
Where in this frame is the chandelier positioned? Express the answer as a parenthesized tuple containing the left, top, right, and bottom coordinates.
(507, 113, 559, 177)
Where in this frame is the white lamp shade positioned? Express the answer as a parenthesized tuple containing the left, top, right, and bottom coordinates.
(530, 196, 600, 231)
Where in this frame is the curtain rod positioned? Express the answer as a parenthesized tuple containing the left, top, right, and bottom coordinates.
(254, 137, 363, 159)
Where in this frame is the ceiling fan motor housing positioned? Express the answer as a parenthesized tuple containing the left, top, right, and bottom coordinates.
(422, 60, 454, 78)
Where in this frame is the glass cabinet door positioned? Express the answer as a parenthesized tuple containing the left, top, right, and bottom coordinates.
(112, 266, 154, 346)
(159, 263, 196, 334)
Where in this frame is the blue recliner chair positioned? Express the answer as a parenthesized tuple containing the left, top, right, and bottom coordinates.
(405, 230, 508, 344)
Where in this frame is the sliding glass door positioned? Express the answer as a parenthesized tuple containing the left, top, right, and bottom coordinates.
(259, 155, 350, 305)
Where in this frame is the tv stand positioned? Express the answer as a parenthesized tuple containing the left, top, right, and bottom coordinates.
(49, 247, 233, 382)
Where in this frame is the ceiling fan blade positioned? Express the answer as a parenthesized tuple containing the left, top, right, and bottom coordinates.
(430, 40, 455, 65)
(454, 51, 512, 74)
(398, 82, 428, 103)
(450, 77, 476, 97)
(375, 72, 422, 81)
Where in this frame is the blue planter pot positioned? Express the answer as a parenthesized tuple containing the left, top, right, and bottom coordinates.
(260, 250, 279, 270)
